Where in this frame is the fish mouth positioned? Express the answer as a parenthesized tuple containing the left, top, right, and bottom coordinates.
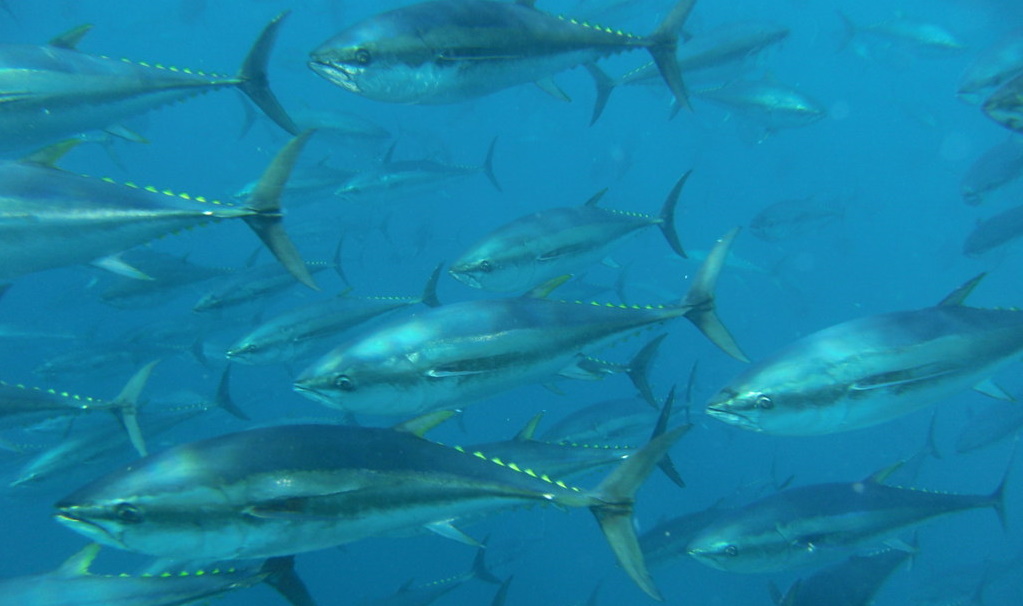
(308, 60, 359, 92)
(704, 405, 760, 432)
(54, 510, 126, 548)
(293, 380, 337, 407)
(448, 268, 480, 289)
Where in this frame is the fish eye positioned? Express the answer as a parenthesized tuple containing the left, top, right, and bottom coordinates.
(724, 545, 738, 557)
(755, 394, 773, 409)
(334, 375, 356, 391)
(479, 260, 493, 273)
(354, 48, 372, 65)
(114, 502, 143, 524)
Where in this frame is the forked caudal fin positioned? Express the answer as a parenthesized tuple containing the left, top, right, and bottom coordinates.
(590, 424, 690, 601)
(261, 556, 319, 606)
(658, 171, 689, 258)
(647, 0, 697, 116)
(238, 11, 301, 136)
(111, 360, 160, 458)
(243, 131, 319, 290)
(680, 228, 749, 362)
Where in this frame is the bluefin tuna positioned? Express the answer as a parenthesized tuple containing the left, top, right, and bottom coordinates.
(769, 543, 913, 606)
(960, 137, 1023, 205)
(0, 544, 316, 606)
(361, 546, 499, 606)
(749, 196, 846, 242)
(963, 204, 1023, 255)
(983, 71, 1023, 134)
(226, 265, 442, 366)
(449, 173, 687, 293)
(694, 78, 826, 142)
(0, 13, 298, 152)
(0, 133, 317, 289)
(959, 32, 1023, 103)
(705, 274, 1022, 436)
(54, 421, 689, 600)
(619, 21, 790, 86)
(336, 137, 500, 198)
(308, 0, 696, 122)
(294, 229, 747, 418)
(686, 464, 1008, 573)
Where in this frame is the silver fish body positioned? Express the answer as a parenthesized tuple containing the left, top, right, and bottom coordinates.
(450, 174, 687, 292)
(0, 134, 317, 288)
(687, 473, 1004, 573)
(707, 279, 1023, 435)
(55, 422, 687, 600)
(309, 0, 693, 115)
(296, 230, 746, 417)
(0, 14, 297, 151)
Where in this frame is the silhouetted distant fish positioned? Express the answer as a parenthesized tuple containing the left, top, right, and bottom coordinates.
(770, 544, 912, 606)
(984, 71, 1023, 134)
(956, 400, 1023, 454)
(963, 204, 1023, 255)
(749, 197, 845, 242)
(837, 11, 966, 55)
(620, 21, 789, 86)
(960, 138, 1023, 205)
(695, 79, 826, 142)
(959, 31, 1023, 103)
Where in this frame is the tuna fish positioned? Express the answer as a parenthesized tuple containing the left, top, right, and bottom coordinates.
(0, 13, 298, 152)
(294, 229, 747, 418)
(308, 0, 697, 121)
(54, 420, 689, 600)
(0, 133, 317, 289)
(449, 173, 688, 293)
(705, 274, 1022, 436)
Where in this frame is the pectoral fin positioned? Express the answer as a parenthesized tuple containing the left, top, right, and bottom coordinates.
(425, 520, 481, 546)
(973, 378, 1014, 401)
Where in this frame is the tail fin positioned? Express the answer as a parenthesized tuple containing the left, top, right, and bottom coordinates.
(835, 11, 858, 53)
(261, 556, 319, 606)
(112, 360, 160, 457)
(680, 228, 749, 362)
(469, 544, 502, 585)
(590, 424, 690, 601)
(627, 333, 666, 407)
(646, 0, 696, 116)
(491, 576, 513, 606)
(652, 385, 687, 489)
(658, 171, 689, 258)
(989, 440, 1015, 531)
(585, 62, 616, 126)
(243, 131, 319, 290)
(237, 11, 300, 135)
(213, 366, 250, 420)
(332, 236, 350, 287)
(482, 137, 502, 192)
(421, 263, 444, 308)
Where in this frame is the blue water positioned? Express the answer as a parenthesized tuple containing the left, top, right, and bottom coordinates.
(1, 0, 1022, 604)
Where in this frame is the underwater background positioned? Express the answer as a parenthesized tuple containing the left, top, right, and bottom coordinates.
(1, 0, 1022, 604)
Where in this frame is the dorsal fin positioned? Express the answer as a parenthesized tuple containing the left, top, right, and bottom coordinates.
(938, 273, 986, 307)
(583, 188, 608, 207)
(865, 460, 903, 485)
(22, 139, 83, 168)
(382, 141, 398, 164)
(49, 24, 92, 49)
(393, 410, 456, 437)
(523, 275, 571, 299)
(514, 412, 545, 441)
(56, 544, 101, 577)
